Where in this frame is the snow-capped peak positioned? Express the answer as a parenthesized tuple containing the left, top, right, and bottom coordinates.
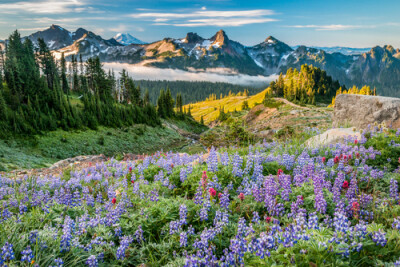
(113, 33, 146, 45)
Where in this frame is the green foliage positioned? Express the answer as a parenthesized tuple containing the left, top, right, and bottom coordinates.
(241, 100, 249, 110)
(268, 64, 343, 105)
(157, 88, 175, 118)
(218, 106, 229, 122)
(0, 123, 195, 171)
(263, 96, 283, 109)
(0, 30, 162, 137)
(364, 130, 400, 171)
(275, 125, 295, 139)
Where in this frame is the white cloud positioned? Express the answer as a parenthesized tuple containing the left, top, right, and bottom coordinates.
(288, 24, 375, 31)
(131, 8, 276, 28)
(0, 0, 86, 14)
(109, 24, 128, 33)
(154, 18, 169, 22)
(131, 9, 275, 19)
(103, 63, 275, 86)
(17, 27, 48, 32)
(31, 17, 82, 24)
(165, 18, 277, 27)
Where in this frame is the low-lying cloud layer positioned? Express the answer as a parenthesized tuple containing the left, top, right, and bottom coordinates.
(103, 63, 276, 87)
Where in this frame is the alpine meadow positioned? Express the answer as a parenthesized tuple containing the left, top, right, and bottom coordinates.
(1, 1, 400, 266)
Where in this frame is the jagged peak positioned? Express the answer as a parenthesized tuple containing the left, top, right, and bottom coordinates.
(383, 45, 395, 54)
(264, 36, 278, 44)
(211, 29, 229, 46)
(49, 24, 66, 32)
(183, 32, 204, 43)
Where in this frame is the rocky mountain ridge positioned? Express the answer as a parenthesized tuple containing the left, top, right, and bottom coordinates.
(2, 25, 400, 96)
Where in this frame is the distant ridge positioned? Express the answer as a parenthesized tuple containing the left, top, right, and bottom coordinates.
(8, 24, 400, 97)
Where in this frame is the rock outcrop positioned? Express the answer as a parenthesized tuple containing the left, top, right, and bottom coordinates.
(333, 94, 400, 129)
(305, 128, 361, 148)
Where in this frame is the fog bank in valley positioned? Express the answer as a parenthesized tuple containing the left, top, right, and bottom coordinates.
(103, 63, 276, 87)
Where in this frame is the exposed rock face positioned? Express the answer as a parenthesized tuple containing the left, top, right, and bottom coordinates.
(333, 94, 400, 129)
(305, 128, 361, 148)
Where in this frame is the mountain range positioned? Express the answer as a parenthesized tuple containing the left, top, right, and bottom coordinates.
(292, 46, 371, 55)
(1, 24, 400, 97)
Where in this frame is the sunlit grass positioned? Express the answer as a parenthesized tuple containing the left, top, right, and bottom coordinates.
(183, 89, 268, 124)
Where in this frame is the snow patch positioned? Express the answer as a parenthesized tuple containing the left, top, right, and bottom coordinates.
(201, 40, 212, 49)
(212, 42, 221, 48)
(253, 58, 264, 68)
(47, 40, 55, 49)
(281, 52, 292, 60)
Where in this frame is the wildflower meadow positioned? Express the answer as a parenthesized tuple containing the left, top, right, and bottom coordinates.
(1, 126, 400, 266)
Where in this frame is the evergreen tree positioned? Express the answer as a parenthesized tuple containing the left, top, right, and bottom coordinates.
(144, 89, 150, 105)
(165, 87, 174, 117)
(60, 53, 69, 94)
(176, 93, 183, 113)
(157, 89, 166, 118)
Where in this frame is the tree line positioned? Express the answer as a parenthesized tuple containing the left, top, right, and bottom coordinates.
(0, 31, 193, 138)
(330, 85, 376, 107)
(133, 80, 265, 105)
(266, 64, 344, 105)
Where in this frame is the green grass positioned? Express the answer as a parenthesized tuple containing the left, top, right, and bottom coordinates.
(0, 121, 204, 171)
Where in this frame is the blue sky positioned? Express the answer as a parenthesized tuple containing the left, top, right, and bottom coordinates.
(0, 0, 399, 47)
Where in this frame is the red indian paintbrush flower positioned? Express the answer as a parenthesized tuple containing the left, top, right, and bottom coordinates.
(238, 193, 245, 201)
(266, 216, 272, 223)
(342, 181, 349, 189)
(322, 157, 326, 163)
(277, 169, 283, 176)
(354, 139, 358, 144)
(112, 198, 116, 204)
(209, 188, 216, 197)
(334, 156, 340, 164)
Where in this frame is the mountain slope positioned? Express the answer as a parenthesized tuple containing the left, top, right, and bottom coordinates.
(113, 33, 146, 45)
(25, 24, 89, 50)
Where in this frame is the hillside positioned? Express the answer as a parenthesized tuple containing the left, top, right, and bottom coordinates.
(183, 89, 267, 124)
(0, 118, 207, 172)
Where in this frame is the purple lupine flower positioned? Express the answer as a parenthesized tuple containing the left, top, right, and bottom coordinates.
(134, 225, 145, 243)
(53, 258, 64, 266)
(392, 217, 400, 231)
(180, 231, 188, 247)
(207, 147, 219, 172)
(1, 242, 15, 261)
(219, 189, 230, 210)
(333, 212, 350, 233)
(116, 235, 133, 260)
(179, 204, 188, 225)
(21, 246, 34, 262)
(390, 178, 399, 201)
(180, 168, 187, 183)
(372, 230, 387, 246)
(86, 255, 98, 267)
